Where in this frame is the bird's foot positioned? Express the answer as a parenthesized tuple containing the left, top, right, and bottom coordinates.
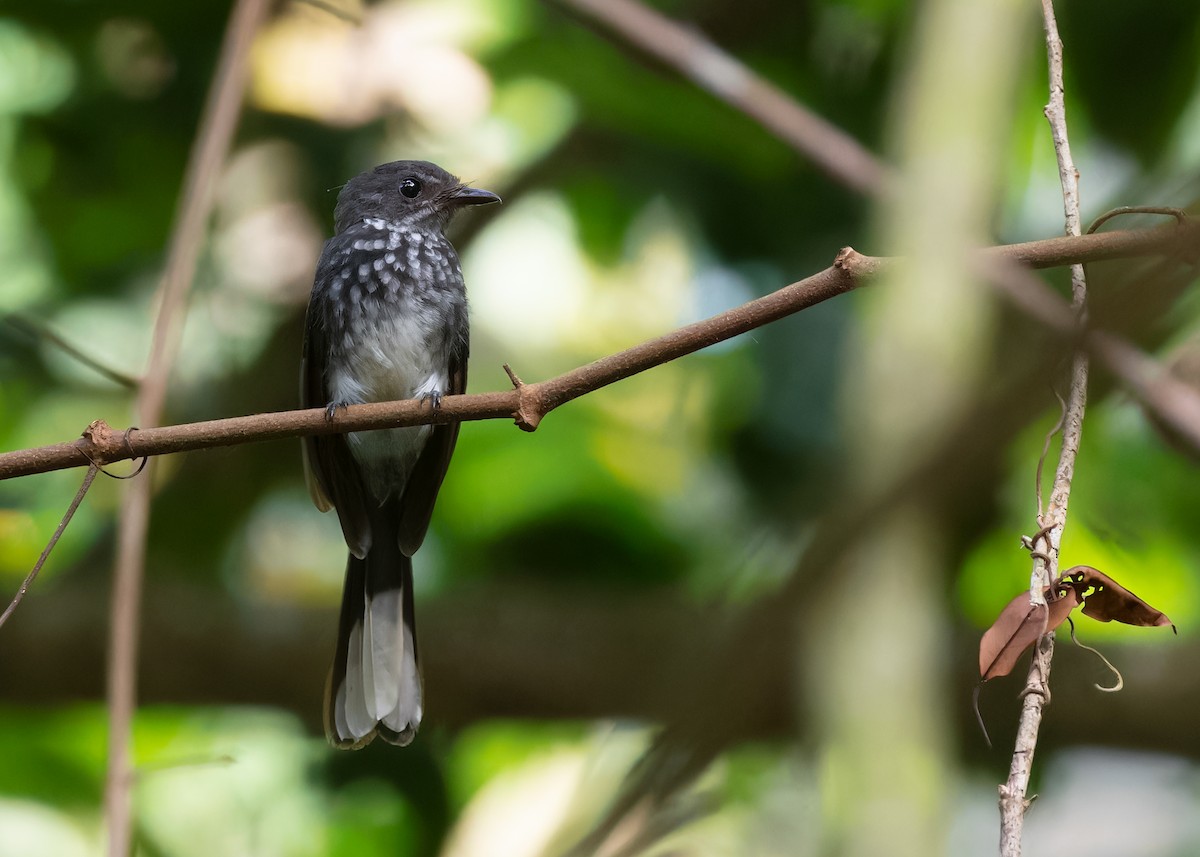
(419, 390, 444, 410)
(325, 401, 350, 422)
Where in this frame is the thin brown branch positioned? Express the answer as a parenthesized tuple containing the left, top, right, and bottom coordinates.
(0, 465, 99, 630)
(2, 222, 1197, 483)
(986, 219, 1200, 270)
(291, 0, 362, 25)
(983, 255, 1200, 453)
(3, 313, 141, 389)
(1034, 391, 1067, 520)
(103, 0, 271, 854)
(2, 249, 872, 478)
(546, 0, 892, 196)
(8, 576, 1200, 757)
(1001, 3, 1086, 852)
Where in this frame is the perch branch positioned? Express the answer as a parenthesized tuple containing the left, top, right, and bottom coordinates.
(2, 222, 1198, 482)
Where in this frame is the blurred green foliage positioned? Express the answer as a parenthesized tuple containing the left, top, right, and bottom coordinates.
(3, 0, 1200, 854)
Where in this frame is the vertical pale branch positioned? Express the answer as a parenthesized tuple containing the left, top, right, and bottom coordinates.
(102, 0, 271, 854)
(997, 2, 1088, 853)
(802, 1, 1031, 855)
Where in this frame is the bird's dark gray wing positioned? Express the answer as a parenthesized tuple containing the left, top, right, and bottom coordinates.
(301, 259, 373, 559)
(397, 338, 467, 557)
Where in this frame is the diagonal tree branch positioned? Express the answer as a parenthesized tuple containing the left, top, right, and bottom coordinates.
(3, 313, 141, 389)
(0, 465, 99, 630)
(546, 0, 892, 196)
(1, 221, 1197, 483)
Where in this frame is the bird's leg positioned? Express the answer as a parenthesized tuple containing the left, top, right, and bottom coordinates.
(419, 390, 443, 410)
(325, 401, 351, 422)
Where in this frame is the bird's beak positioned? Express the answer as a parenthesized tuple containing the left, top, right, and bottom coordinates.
(452, 185, 502, 206)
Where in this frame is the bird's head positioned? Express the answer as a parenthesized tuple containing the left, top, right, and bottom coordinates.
(333, 160, 501, 234)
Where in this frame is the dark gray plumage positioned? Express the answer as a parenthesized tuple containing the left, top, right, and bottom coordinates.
(301, 160, 499, 748)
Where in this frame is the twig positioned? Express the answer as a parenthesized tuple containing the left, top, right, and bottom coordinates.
(982, 256, 1200, 454)
(291, 0, 362, 25)
(502, 362, 525, 388)
(3, 313, 141, 389)
(2, 222, 1198, 482)
(1034, 390, 1067, 520)
(0, 465, 99, 630)
(103, 0, 270, 854)
(1000, 3, 1086, 852)
(546, 0, 892, 196)
(1088, 205, 1186, 234)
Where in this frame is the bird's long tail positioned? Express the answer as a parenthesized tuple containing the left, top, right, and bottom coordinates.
(325, 526, 421, 748)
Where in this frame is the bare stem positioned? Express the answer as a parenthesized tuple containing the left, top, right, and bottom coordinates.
(102, 0, 270, 854)
(999, 2, 1087, 852)
(0, 465, 99, 629)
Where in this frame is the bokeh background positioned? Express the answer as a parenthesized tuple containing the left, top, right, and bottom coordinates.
(2, 0, 1200, 854)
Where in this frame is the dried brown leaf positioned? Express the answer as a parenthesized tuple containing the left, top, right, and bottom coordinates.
(979, 585, 1080, 680)
(980, 564, 1175, 683)
(980, 596, 1045, 681)
(1059, 565, 1175, 630)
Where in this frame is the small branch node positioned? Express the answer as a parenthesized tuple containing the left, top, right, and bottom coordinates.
(76, 425, 148, 479)
(512, 383, 546, 433)
(81, 419, 118, 459)
(1018, 682, 1050, 705)
(833, 246, 883, 282)
(834, 246, 861, 271)
(834, 246, 858, 267)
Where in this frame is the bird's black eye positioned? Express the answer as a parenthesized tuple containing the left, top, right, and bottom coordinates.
(399, 178, 422, 199)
